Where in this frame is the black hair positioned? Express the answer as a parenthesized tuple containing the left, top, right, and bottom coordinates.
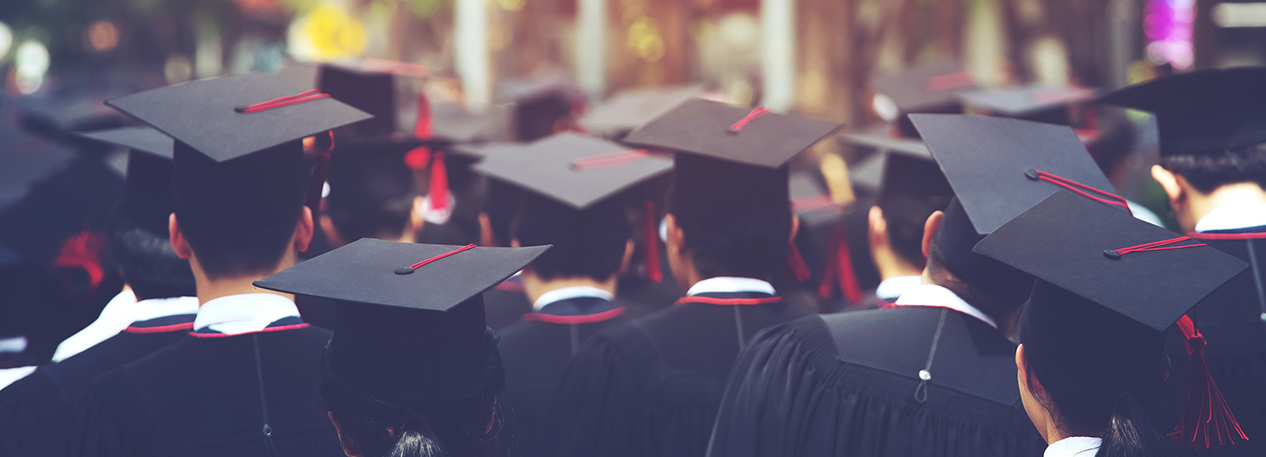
(483, 180, 523, 247)
(1162, 142, 1266, 194)
(1019, 281, 1179, 457)
(326, 148, 418, 243)
(173, 141, 308, 279)
(329, 201, 412, 243)
(876, 201, 933, 269)
(924, 239, 1024, 324)
(666, 157, 792, 280)
(511, 194, 630, 282)
(106, 210, 196, 301)
(321, 331, 505, 457)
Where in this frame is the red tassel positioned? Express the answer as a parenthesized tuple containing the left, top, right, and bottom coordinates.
(428, 152, 449, 213)
(405, 94, 433, 171)
(832, 226, 863, 304)
(786, 242, 812, 283)
(1170, 315, 1247, 451)
(643, 201, 662, 283)
(53, 230, 106, 291)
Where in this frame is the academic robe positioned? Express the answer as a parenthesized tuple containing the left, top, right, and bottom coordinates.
(64, 320, 343, 457)
(485, 276, 534, 332)
(497, 296, 630, 456)
(531, 291, 813, 457)
(0, 312, 195, 457)
(707, 306, 1046, 457)
(1188, 226, 1266, 457)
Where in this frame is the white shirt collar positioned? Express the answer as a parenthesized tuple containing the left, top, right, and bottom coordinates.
(875, 275, 922, 301)
(894, 284, 998, 329)
(1044, 436, 1102, 457)
(131, 296, 200, 323)
(52, 289, 138, 362)
(193, 293, 301, 335)
(533, 286, 615, 311)
(1195, 201, 1266, 233)
(687, 277, 777, 296)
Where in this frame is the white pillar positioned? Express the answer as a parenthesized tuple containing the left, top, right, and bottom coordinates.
(576, 0, 607, 98)
(456, 0, 491, 111)
(761, 0, 795, 111)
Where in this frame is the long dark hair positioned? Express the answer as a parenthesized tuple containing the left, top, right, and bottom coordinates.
(1019, 281, 1179, 457)
(321, 330, 505, 457)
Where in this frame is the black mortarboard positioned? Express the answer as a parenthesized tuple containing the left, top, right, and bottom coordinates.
(841, 124, 932, 157)
(622, 99, 843, 168)
(326, 138, 419, 224)
(254, 239, 549, 407)
(911, 113, 1120, 236)
(877, 152, 953, 230)
(430, 102, 514, 145)
(580, 85, 705, 138)
(0, 155, 125, 271)
(274, 61, 320, 89)
(976, 190, 1246, 332)
(0, 117, 77, 207)
(789, 171, 844, 228)
(73, 126, 177, 236)
(514, 89, 579, 142)
(1098, 67, 1266, 157)
(316, 60, 426, 138)
(105, 73, 371, 235)
(872, 60, 976, 138)
(959, 84, 1098, 126)
(848, 153, 886, 195)
(911, 113, 1120, 301)
(474, 133, 672, 210)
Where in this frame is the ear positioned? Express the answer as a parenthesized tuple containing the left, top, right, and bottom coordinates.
(619, 238, 636, 275)
(319, 214, 343, 248)
(169, 213, 193, 260)
(295, 206, 315, 253)
(921, 211, 944, 259)
(327, 412, 356, 457)
(665, 213, 685, 254)
(788, 213, 800, 243)
(1151, 164, 1185, 205)
(1015, 344, 1044, 400)
(868, 205, 888, 246)
(479, 213, 496, 247)
(410, 195, 427, 233)
(510, 238, 521, 248)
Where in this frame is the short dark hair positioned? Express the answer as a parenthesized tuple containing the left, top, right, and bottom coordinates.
(925, 239, 1025, 324)
(483, 179, 523, 247)
(512, 195, 630, 282)
(1162, 141, 1266, 194)
(321, 331, 504, 457)
(107, 211, 196, 301)
(667, 185, 791, 281)
(878, 204, 931, 269)
(173, 141, 308, 279)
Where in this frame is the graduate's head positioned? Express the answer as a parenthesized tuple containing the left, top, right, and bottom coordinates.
(922, 200, 1031, 324)
(512, 194, 633, 283)
(619, 99, 843, 290)
(479, 179, 523, 248)
(108, 211, 195, 301)
(666, 154, 794, 285)
(1099, 67, 1266, 231)
(323, 140, 425, 247)
(978, 192, 1248, 455)
(871, 153, 952, 274)
(104, 72, 372, 281)
(255, 241, 549, 457)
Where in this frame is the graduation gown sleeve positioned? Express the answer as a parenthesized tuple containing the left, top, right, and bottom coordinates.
(0, 371, 64, 457)
(707, 315, 1045, 457)
(63, 368, 165, 457)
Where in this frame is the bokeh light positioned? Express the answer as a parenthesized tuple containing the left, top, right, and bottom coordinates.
(85, 20, 119, 52)
(288, 4, 367, 61)
(163, 53, 193, 83)
(15, 40, 50, 95)
(0, 22, 12, 59)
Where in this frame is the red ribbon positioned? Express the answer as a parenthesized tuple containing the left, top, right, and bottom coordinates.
(785, 242, 812, 283)
(409, 244, 476, 270)
(571, 149, 649, 171)
(236, 89, 331, 114)
(925, 71, 975, 92)
(643, 201, 662, 283)
(406, 94, 433, 170)
(818, 226, 863, 303)
(1027, 169, 1131, 212)
(1170, 315, 1247, 451)
(52, 230, 106, 292)
(728, 107, 771, 133)
(1107, 236, 1206, 258)
(428, 152, 449, 213)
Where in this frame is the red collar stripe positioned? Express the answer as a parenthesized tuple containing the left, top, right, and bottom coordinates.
(522, 307, 626, 325)
(189, 323, 310, 339)
(123, 322, 195, 334)
(676, 296, 782, 306)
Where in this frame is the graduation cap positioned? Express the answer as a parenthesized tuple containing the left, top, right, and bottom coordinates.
(790, 171, 845, 228)
(316, 60, 427, 138)
(475, 133, 672, 210)
(974, 190, 1249, 450)
(325, 138, 420, 232)
(959, 84, 1098, 125)
(910, 113, 1122, 301)
(872, 60, 976, 138)
(580, 85, 706, 138)
(841, 124, 931, 157)
(1098, 67, 1266, 157)
(105, 73, 371, 235)
(877, 152, 953, 235)
(848, 153, 886, 195)
(72, 126, 176, 236)
(254, 239, 549, 407)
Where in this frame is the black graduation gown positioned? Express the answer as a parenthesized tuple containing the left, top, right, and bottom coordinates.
(531, 291, 813, 457)
(707, 306, 1046, 457)
(64, 322, 343, 457)
(497, 296, 630, 456)
(485, 276, 534, 332)
(0, 313, 195, 457)
(1189, 226, 1266, 457)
